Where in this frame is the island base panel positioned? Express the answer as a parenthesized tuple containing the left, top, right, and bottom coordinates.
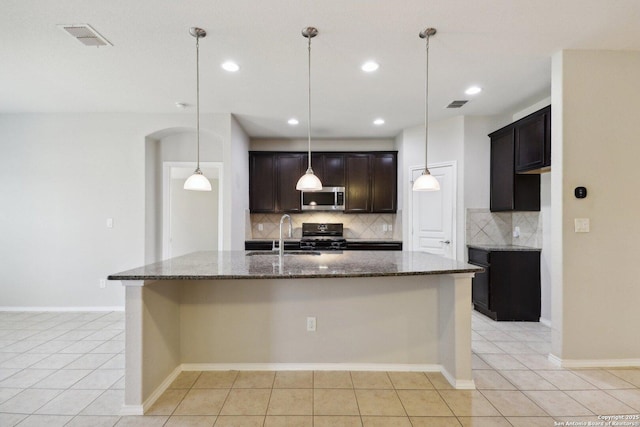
(123, 273, 474, 411)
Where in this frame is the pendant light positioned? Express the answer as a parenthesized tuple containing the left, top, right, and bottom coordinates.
(412, 28, 440, 192)
(295, 26, 323, 191)
(184, 27, 212, 192)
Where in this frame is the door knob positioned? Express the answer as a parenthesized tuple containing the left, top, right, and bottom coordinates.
(440, 240, 451, 244)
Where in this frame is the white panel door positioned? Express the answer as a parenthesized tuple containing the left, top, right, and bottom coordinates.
(410, 163, 455, 259)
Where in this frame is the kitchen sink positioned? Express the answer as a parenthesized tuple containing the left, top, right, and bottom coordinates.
(245, 251, 322, 256)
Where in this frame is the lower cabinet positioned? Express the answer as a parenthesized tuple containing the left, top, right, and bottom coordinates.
(245, 241, 402, 251)
(468, 247, 541, 321)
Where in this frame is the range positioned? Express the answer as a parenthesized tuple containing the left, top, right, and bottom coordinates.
(299, 223, 347, 250)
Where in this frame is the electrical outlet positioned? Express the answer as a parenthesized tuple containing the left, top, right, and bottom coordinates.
(306, 316, 316, 332)
(99, 279, 106, 289)
(575, 218, 590, 233)
(513, 226, 520, 238)
(382, 224, 388, 232)
(106, 218, 113, 228)
(258, 223, 264, 231)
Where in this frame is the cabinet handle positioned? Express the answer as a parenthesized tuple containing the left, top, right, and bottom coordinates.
(440, 240, 451, 244)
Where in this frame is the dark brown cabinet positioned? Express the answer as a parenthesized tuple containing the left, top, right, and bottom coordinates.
(489, 128, 541, 212)
(249, 153, 276, 213)
(468, 247, 541, 321)
(276, 154, 305, 212)
(515, 105, 551, 173)
(312, 153, 345, 186)
(345, 154, 372, 212)
(371, 153, 397, 213)
(249, 152, 303, 213)
(249, 151, 397, 214)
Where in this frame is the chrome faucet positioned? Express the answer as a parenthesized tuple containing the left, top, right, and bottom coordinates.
(279, 214, 293, 258)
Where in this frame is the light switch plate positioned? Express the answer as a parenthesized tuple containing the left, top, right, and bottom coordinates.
(574, 218, 590, 233)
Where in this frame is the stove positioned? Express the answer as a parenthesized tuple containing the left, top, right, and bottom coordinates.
(300, 223, 347, 250)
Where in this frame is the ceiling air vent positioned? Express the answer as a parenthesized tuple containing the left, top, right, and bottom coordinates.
(59, 24, 112, 47)
(446, 100, 468, 109)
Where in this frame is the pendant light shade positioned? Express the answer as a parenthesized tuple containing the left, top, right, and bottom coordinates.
(296, 168, 323, 191)
(413, 170, 440, 191)
(184, 168, 212, 191)
(296, 26, 323, 192)
(184, 27, 212, 192)
(412, 27, 440, 192)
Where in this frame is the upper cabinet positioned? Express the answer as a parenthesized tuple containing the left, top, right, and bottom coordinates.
(515, 105, 551, 173)
(249, 151, 397, 214)
(371, 153, 397, 213)
(276, 153, 305, 212)
(489, 105, 550, 212)
(249, 152, 304, 213)
(345, 154, 372, 213)
(312, 153, 345, 186)
(249, 153, 276, 213)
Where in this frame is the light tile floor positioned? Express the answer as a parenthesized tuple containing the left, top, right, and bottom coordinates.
(1, 310, 639, 426)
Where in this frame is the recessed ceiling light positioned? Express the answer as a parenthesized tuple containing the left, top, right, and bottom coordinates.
(373, 118, 385, 125)
(221, 61, 240, 72)
(288, 118, 299, 125)
(361, 61, 379, 72)
(465, 86, 482, 95)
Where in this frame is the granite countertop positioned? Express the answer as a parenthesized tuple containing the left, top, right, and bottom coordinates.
(467, 244, 541, 252)
(245, 239, 402, 242)
(108, 250, 481, 281)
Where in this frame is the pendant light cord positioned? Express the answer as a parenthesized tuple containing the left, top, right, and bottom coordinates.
(196, 35, 201, 171)
(424, 33, 430, 172)
(307, 34, 312, 170)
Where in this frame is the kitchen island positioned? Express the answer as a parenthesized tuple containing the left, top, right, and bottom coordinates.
(109, 250, 482, 414)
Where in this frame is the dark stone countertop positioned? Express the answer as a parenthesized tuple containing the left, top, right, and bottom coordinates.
(108, 250, 481, 281)
(467, 244, 541, 252)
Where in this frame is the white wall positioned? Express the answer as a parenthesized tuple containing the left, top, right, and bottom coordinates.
(0, 112, 245, 309)
(229, 117, 250, 250)
(551, 50, 640, 362)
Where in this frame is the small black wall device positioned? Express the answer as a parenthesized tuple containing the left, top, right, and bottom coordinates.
(574, 186, 587, 199)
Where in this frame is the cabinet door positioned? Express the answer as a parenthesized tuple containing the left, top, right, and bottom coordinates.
(322, 154, 345, 186)
(345, 154, 371, 212)
(249, 153, 276, 213)
(471, 268, 490, 310)
(310, 153, 345, 186)
(490, 128, 515, 211)
(276, 154, 305, 212)
(371, 153, 397, 212)
(515, 108, 547, 172)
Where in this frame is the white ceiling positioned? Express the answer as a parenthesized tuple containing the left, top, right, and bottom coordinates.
(2, 0, 640, 138)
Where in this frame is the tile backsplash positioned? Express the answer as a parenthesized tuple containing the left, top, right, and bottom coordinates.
(466, 208, 542, 247)
(249, 212, 399, 240)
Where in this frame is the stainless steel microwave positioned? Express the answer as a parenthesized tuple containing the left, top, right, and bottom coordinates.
(301, 186, 345, 211)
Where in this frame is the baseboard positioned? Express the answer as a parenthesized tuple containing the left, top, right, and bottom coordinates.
(181, 362, 475, 390)
(548, 353, 640, 368)
(120, 364, 182, 416)
(440, 367, 476, 390)
(0, 306, 124, 312)
(181, 362, 443, 373)
(120, 404, 144, 416)
(539, 317, 551, 327)
(141, 365, 183, 414)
